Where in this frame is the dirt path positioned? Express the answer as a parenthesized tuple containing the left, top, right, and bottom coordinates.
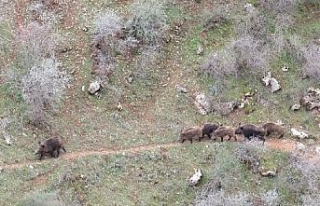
(2, 138, 314, 171)
(1, 142, 179, 170)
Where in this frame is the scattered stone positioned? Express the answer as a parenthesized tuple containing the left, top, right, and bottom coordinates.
(291, 104, 301, 111)
(196, 43, 204, 55)
(88, 81, 101, 94)
(281, 66, 289, 72)
(300, 87, 320, 111)
(260, 170, 277, 177)
(3, 133, 12, 145)
(188, 168, 202, 186)
(291, 128, 309, 139)
(82, 26, 89, 32)
(117, 103, 123, 111)
(194, 93, 211, 115)
(125, 74, 134, 84)
(262, 71, 281, 93)
(1, 118, 12, 145)
(175, 84, 188, 93)
(308, 87, 320, 96)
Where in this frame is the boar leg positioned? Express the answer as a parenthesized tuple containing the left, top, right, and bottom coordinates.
(62, 146, 66, 152)
(39, 153, 44, 160)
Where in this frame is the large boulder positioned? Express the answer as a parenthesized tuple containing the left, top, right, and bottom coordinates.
(88, 81, 101, 94)
(194, 93, 211, 115)
(262, 71, 281, 93)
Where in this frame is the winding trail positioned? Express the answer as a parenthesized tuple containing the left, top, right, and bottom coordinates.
(1, 142, 179, 170)
(2, 138, 314, 171)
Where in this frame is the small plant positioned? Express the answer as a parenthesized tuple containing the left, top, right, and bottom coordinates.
(202, 35, 269, 81)
(92, 10, 124, 46)
(284, 35, 306, 66)
(302, 43, 320, 80)
(231, 35, 269, 75)
(21, 58, 69, 125)
(14, 21, 61, 71)
(201, 48, 237, 80)
(234, 11, 268, 41)
(260, 0, 300, 14)
(91, 10, 126, 83)
(125, 0, 168, 46)
(202, 5, 230, 31)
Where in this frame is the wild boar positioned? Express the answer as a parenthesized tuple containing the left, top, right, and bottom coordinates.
(235, 124, 266, 144)
(202, 123, 219, 139)
(36, 136, 66, 160)
(262, 122, 285, 138)
(212, 126, 237, 142)
(179, 126, 204, 143)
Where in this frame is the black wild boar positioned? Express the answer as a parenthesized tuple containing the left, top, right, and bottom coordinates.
(235, 124, 266, 144)
(202, 123, 219, 139)
(36, 136, 66, 160)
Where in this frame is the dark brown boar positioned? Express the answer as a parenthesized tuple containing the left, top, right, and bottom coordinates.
(212, 126, 237, 142)
(262, 123, 285, 138)
(202, 123, 219, 139)
(235, 124, 266, 144)
(36, 136, 66, 160)
(178, 126, 203, 143)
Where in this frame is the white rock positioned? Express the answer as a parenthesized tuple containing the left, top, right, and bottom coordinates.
(291, 128, 309, 139)
(194, 94, 211, 115)
(88, 81, 100, 94)
(188, 168, 202, 186)
(196, 43, 204, 55)
(291, 104, 301, 111)
(175, 84, 188, 93)
(281, 66, 289, 72)
(262, 72, 281, 93)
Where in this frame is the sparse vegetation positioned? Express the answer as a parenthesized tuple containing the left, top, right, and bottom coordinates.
(1, 0, 320, 205)
(14, 21, 61, 71)
(21, 58, 70, 125)
(125, 0, 168, 46)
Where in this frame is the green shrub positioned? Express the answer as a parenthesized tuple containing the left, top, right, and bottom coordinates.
(125, 0, 168, 46)
(21, 58, 70, 125)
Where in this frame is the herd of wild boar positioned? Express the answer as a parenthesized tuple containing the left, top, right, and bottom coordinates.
(178, 122, 285, 145)
(35, 122, 285, 161)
